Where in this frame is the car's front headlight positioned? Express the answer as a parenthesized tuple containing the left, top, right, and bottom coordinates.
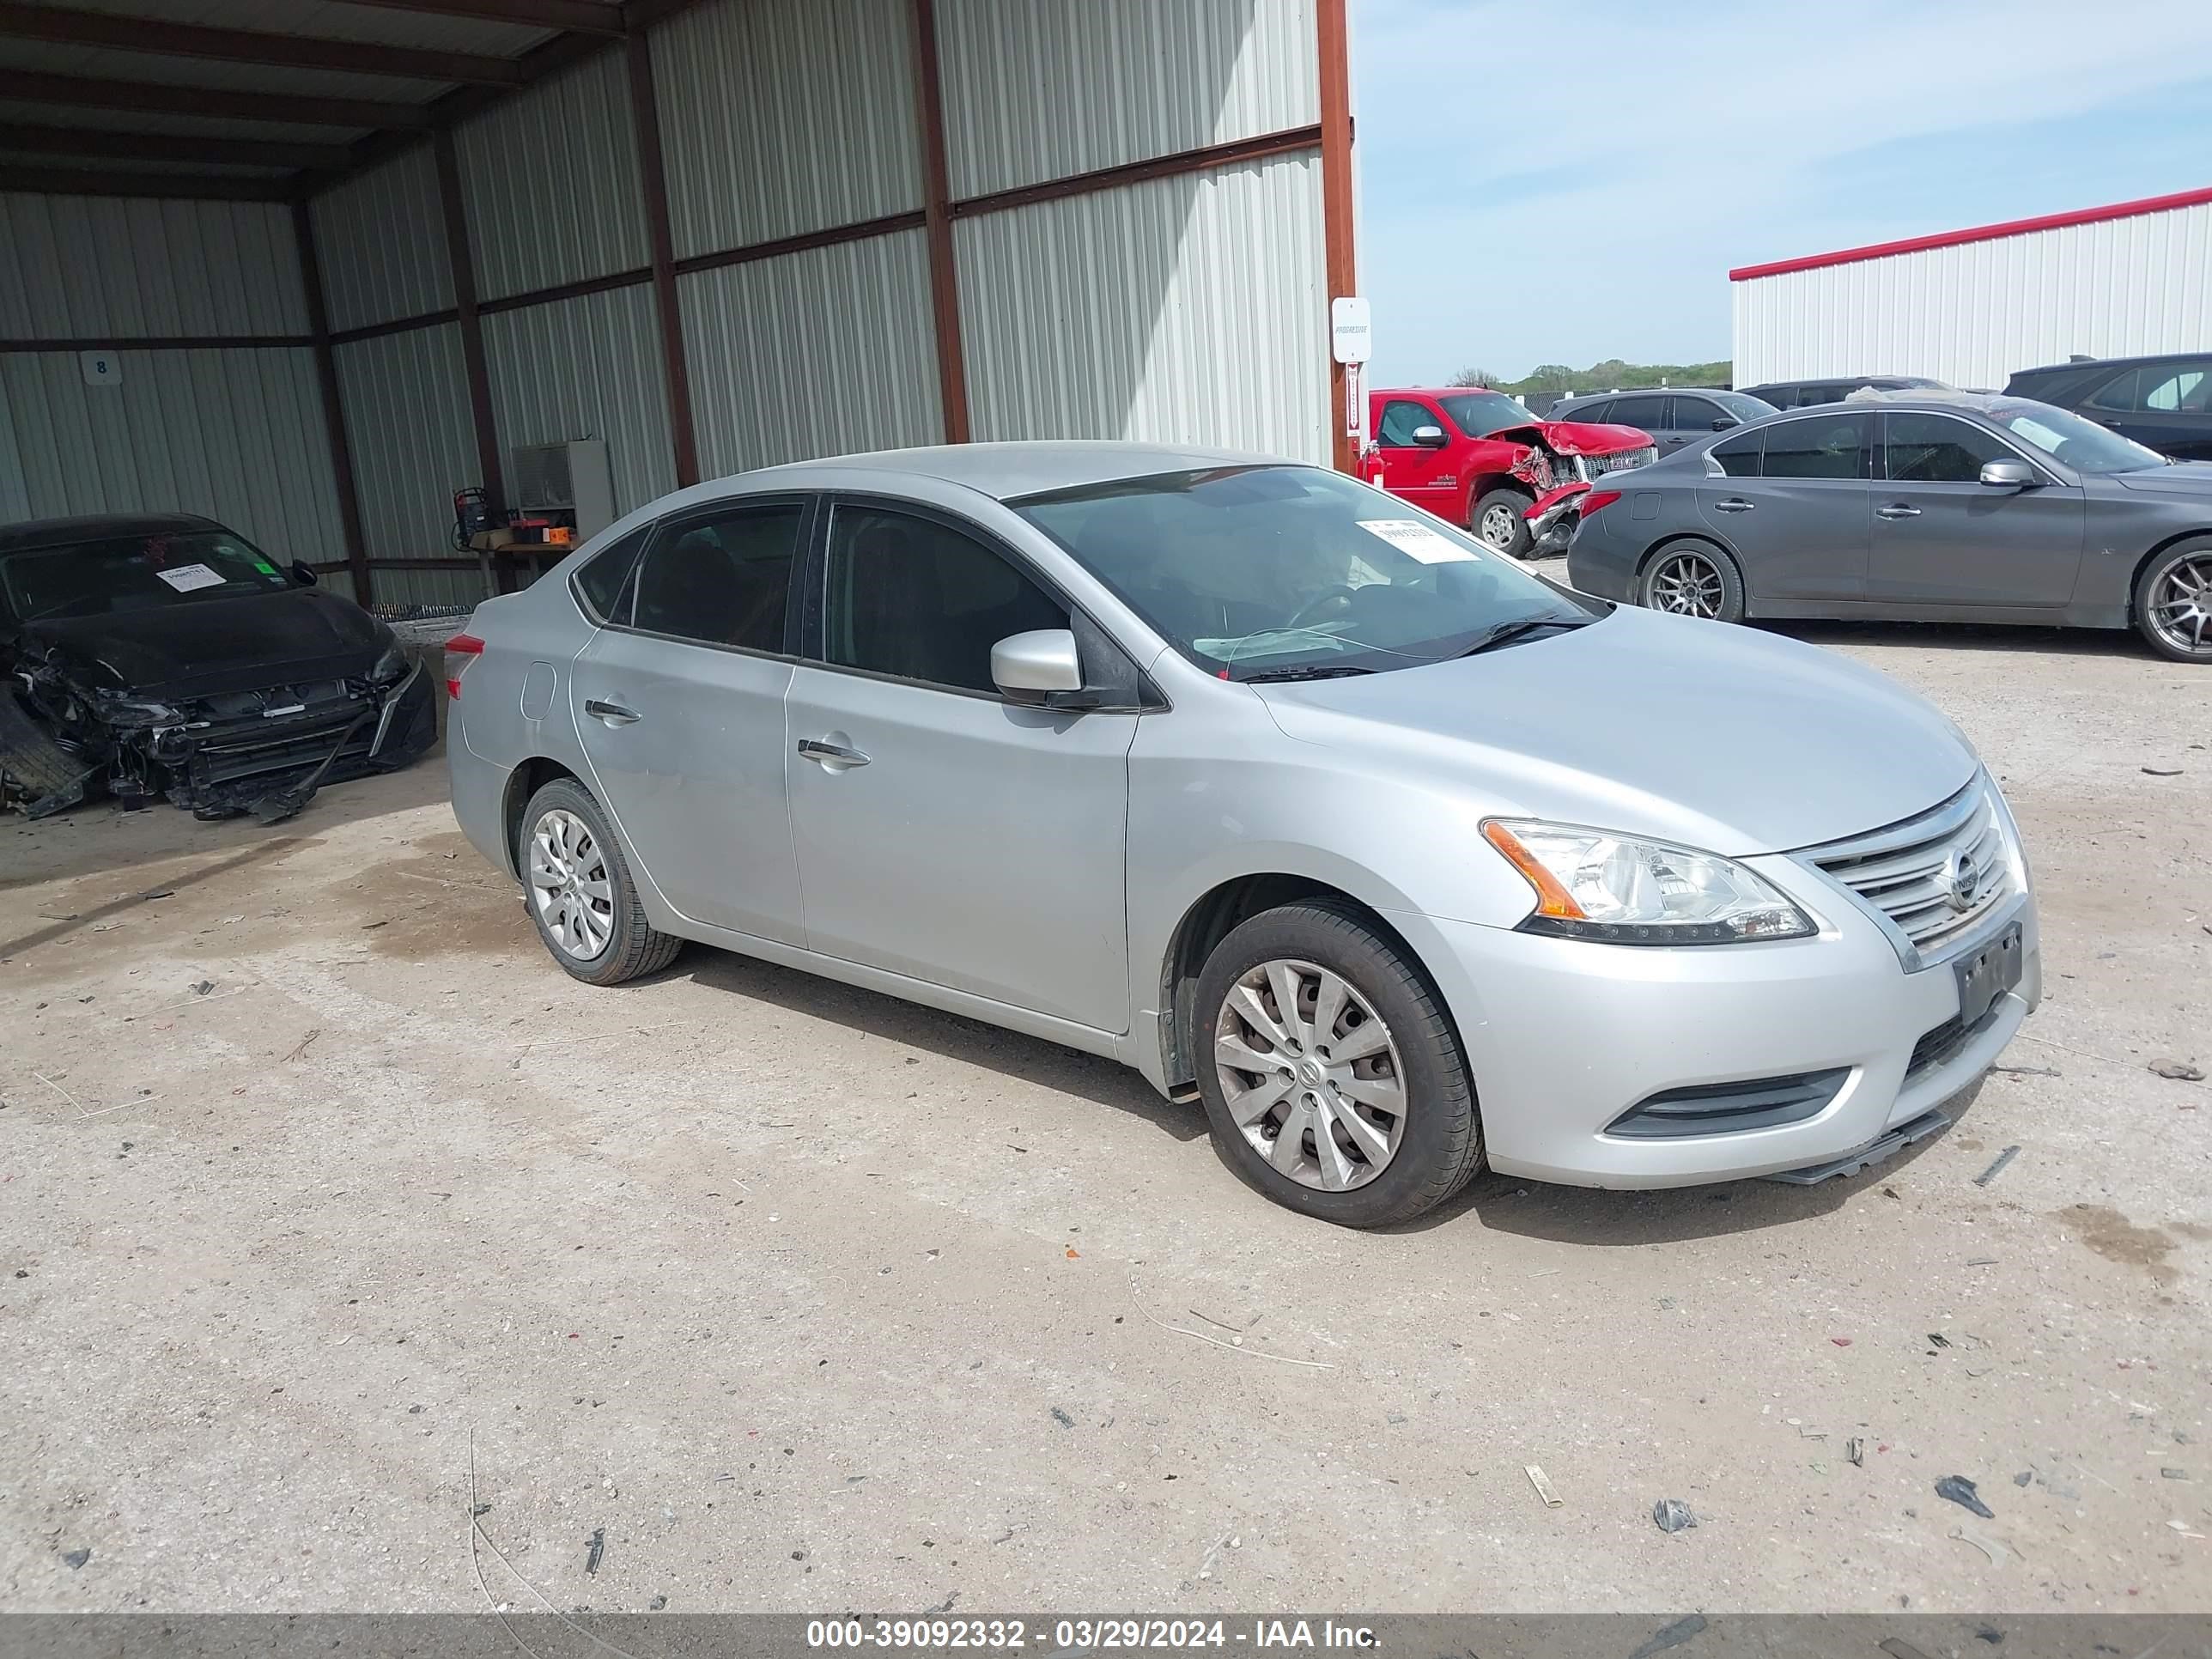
(368, 639, 409, 685)
(1482, 819, 1815, 945)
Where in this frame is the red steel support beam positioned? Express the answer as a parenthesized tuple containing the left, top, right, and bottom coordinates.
(907, 0, 969, 445)
(335, 0, 623, 34)
(432, 129, 507, 556)
(625, 28, 700, 488)
(0, 165, 289, 203)
(0, 68, 433, 131)
(293, 200, 374, 607)
(1317, 0, 1358, 473)
(0, 3, 524, 85)
(0, 123, 350, 172)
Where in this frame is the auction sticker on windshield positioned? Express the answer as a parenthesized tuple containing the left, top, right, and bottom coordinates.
(155, 562, 226, 592)
(1358, 520, 1477, 564)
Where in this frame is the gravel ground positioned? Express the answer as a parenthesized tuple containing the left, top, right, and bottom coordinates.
(2, 618, 2208, 1615)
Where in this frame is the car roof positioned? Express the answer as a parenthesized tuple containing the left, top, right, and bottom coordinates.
(2012, 350, 2206, 377)
(0, 512, 221, 555)
(744, 440, 1281, 501)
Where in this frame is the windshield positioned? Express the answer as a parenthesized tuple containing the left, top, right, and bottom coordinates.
(1987, 399, 2168, 474)
(1440, 391, 1538, 437)
(1714, 391, 1778, 420)
(1015, 465, 1594, 679)
(1, 528, 291, 623)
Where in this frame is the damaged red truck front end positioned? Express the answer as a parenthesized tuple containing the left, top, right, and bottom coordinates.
(1366, 387, 1657, 558)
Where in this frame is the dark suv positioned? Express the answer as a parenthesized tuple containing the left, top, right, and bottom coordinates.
(2004, 353, 2212, 460)
(1738, 375, 1948, 410)
(1547, 388, 1777, 453)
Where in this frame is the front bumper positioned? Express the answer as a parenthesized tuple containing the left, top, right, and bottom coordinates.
(1392, 861, 2040, 1188)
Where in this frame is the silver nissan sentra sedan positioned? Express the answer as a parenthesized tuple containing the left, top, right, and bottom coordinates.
(447, 442, 2039, 1228)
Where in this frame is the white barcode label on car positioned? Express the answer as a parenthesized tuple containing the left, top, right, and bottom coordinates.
(1358, 520, 1477, 564)
(155, 562, 225, 592)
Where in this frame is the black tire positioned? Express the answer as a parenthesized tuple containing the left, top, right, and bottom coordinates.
(2132, 538, 2212, 663)
(1194, 899, 1481, 1229)
(1470, 486, 1537, 558)
(516, 777, 682, 986)
(1639, 538, 1745, 623)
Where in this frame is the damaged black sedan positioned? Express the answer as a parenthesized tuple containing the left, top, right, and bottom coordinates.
(1, 514, 436, 821)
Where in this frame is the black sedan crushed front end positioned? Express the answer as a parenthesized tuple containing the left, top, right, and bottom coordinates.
(1, 513, 439, 822)
(4, 638, 435, 821)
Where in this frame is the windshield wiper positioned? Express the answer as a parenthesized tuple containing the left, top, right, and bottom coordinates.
(1240, 663, 1377, 684)
(1455, 614, 1590, 658)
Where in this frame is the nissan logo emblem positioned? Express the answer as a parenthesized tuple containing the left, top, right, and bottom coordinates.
(1947, 848, 1980, 913)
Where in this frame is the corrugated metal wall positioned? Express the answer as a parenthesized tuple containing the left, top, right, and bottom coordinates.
(332, 323, 481, 606)
(309, 148, 453, 335)
(653, 0, 924, 261)
(456, 49, 650, 301)
(680, 231, 941, 478)
(0, 346, 341, 560)
(936, 0, 1316, 198)
(1734, 198, 2212, 390)
(957, 152, 1328, 463)
(0, 191, 341, 562)
(484, 284, 676, 516)
(0, 193, 307, 337)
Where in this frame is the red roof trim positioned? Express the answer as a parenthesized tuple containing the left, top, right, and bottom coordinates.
(1729, 184, 2212, 282)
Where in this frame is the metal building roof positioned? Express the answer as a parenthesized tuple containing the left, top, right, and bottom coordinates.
(0, 0, 685, 198)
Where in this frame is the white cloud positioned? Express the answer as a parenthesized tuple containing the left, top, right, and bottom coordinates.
(1355, 0, 2212, 381)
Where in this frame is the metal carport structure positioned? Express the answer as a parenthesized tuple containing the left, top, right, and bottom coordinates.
(0, 0, 1357, 609)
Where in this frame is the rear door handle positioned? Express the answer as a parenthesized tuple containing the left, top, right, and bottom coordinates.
(584, 698, 640, 726)
(1711, 498, 1754, 513)
(797, 738, 870, 768)
(1875, 503, 1922, 520)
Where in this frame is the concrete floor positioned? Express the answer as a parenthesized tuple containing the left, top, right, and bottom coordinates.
(2, 618, 2208, 1615)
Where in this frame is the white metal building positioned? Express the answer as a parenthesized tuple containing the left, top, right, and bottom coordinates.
(0, 0, 1358, 609)
(1731, 185, 2212, 392)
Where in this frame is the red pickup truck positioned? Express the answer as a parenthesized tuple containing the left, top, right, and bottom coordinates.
(1366, 386, 1657, 557)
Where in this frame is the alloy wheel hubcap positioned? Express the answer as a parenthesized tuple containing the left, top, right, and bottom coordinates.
(1479, 504, 1519, 548)
(528, 808, 614, 960)
(2148, 554, 2212, 654)
(1212, 958, 1407, 1192)
(1650, 553, 1723, 617)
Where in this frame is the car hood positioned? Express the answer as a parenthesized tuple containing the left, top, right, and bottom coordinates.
(1493, 420, 1653, 456)
(19, 589, 389, 700)
(1251, 607, 1977, 856)
(2108, 460, 2212, 494)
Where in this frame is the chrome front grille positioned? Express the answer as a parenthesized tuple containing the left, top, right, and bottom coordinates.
(1805, 779, 2013, 960)
(1572, 446, 1658, 482)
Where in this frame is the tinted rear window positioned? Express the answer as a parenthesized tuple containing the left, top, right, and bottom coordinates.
(1763, 413, 1868, 478)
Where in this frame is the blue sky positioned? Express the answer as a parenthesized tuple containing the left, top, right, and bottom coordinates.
(1353, 0, 2212, 385)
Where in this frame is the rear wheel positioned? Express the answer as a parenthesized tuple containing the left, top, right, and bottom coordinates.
(1194, 900, 1481, 1229)
(518, 777, 682, 985)
(1471, 486, 1536, 558)
(2134, 539, 2212, 663)
(1639, 540, 1744, 623)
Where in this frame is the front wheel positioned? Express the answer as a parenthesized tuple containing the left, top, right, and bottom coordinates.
(2134, 539, 2212, 662)
(1194, 900, 1482, 1228)
(1470, 487, 1536, 558)
(1639, 541, 1745, 623)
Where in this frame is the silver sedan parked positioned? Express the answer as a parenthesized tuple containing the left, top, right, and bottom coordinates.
(1567, 392, 2212, 662)
(448, 443, 2039, 1227)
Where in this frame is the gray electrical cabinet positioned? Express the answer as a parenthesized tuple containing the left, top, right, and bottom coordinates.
(509, 440, 616, 541)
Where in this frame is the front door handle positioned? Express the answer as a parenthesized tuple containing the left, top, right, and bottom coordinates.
(1876, 503, 1922, 520)
(1711, 497, 1754, 513)
(797, 738, 870, 769)
(584, 698, 640, 726)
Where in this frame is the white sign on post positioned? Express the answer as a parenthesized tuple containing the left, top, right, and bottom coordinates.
(1329, 296, 1371, 365)
(80, 350, 123, 387)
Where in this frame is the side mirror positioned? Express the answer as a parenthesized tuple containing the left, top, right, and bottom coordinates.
(1711, 416, 1738, 430)
(289, 560, 318, 586)
(991, 629, 1083, 703)
(1979, 458, 2035, 488)
(1411, 424, 1449, 448)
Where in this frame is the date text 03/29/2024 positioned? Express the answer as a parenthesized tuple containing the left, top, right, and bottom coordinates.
(805, 1620, 1381, 1650)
